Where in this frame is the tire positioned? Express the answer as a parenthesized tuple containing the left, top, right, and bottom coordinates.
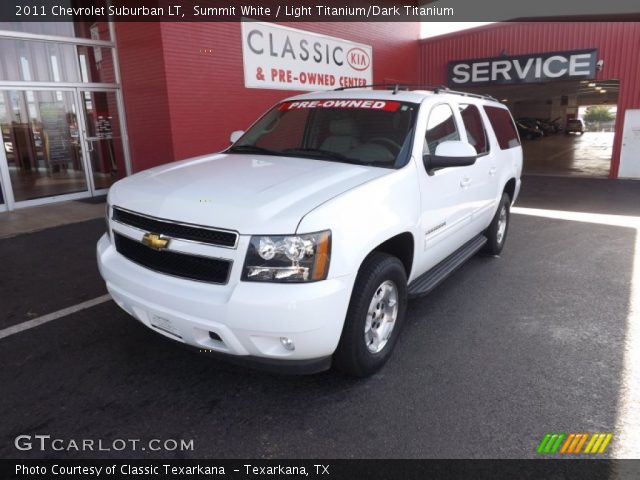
(483, 192, 511, 256)
(333, 252, 408, 377)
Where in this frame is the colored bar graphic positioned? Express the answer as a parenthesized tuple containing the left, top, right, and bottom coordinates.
(537, 433, 612, 454)
(598, 433, 613, 453)
(537, 433, 565, 454)
(572, 433, 588, 454)
(584, 434, 598, 453)
(537, 434, 552, 454)
(550, 434, 565, 453)
(560, 433, 575, 453)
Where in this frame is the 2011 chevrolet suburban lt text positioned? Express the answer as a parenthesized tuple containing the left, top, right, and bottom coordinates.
(97, 87, 523, 377)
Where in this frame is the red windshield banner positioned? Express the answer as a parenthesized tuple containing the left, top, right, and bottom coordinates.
(278, 100, 401, 111)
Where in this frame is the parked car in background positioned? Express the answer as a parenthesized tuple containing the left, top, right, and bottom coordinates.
(537, 117, 561, 135)
(565, 119, 585, 135)
(516, 118, 543, 140)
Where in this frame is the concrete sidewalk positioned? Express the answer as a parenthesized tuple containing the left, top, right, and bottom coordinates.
(0, 199, 105, 239)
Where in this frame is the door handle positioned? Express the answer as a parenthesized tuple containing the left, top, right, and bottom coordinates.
(460, 177, 471, 188)
(489, 167, 497, 176)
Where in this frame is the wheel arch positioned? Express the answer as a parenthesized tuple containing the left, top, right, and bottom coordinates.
(364, 232, 415, 279)
(503, 177, 516, 203)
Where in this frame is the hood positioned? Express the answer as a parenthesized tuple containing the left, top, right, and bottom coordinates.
(109, 153, 391, 234)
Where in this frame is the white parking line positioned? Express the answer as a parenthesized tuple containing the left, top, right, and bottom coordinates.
(0, 294, 111, 340)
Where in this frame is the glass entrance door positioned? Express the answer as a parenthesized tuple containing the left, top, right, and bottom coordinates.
(0, 89, 89, 202)
(0, 88, 128, 208)
(78, 90, 126, 192)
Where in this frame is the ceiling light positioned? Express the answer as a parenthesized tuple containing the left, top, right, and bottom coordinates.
(588, 83, 596, 87)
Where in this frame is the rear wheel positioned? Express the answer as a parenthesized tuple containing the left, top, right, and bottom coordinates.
(483, 192, 511, 256)
(333, 252, 407, 377)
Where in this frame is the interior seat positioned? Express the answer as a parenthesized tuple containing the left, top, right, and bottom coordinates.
(320, 118, 360, 154)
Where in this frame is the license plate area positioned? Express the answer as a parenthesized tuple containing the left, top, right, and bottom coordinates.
(150, 314, 182, 339)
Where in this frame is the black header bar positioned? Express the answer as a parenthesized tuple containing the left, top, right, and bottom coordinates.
(1, 0, 639, 22)
(4, 459, 640, 480)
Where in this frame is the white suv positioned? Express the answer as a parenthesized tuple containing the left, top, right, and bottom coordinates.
(97, 87, 522, 377)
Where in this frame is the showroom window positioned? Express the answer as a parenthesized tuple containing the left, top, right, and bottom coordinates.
(0, 17, 130, 211)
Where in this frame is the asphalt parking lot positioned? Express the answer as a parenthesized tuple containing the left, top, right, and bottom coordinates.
(1, 175, 639, 459)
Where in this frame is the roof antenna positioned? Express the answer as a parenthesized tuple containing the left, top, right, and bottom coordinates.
(393, 84, 399, 94)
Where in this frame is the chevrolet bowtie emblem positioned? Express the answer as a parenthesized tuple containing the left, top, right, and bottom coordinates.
(142, 232, 169, 250)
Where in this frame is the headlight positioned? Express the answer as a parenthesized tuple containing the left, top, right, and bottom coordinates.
(242, 231, 331, 283)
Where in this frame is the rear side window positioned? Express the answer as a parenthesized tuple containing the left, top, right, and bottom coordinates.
(459, 104, 489, 155)
(483, 106, 520, 150)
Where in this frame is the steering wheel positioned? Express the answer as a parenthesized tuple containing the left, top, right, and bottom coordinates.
(368, 137, 402, 155)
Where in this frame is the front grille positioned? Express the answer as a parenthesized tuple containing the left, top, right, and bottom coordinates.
(112, 207, 238, 248)
(114, 233, 231, 284)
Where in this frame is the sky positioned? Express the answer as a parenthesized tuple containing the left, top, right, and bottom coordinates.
(420, 22, 494, 39)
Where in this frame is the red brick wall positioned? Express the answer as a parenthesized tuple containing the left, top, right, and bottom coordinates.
(114, 22, 174, 172)
(116, 22, 420, 171)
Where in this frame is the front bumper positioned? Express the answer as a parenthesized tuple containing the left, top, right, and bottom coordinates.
(97, 234, 354, 368)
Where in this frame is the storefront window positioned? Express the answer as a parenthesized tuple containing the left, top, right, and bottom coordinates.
(0, 39, 80, 82)
(77, 46, 116, 83)
(0, 7, 125, 209)
(0, 18, 111, 41)
(0, 39, 116, 84)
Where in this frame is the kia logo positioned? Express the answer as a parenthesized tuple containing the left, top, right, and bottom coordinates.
(347, 48, 370, 71)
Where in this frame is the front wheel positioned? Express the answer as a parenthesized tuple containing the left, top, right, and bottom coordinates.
(483, 192, 511, 256)
(333, 252, 407, 377)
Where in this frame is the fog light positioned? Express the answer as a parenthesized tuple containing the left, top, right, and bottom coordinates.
(280, 337, 295, 351)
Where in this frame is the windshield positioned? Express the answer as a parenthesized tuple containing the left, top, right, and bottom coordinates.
(228, 99, 419, 168)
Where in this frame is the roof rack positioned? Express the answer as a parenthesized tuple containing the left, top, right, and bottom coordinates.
(333, 83, 414, 93)
(333, 83, 498, 101)
(434, 86, 499, 102)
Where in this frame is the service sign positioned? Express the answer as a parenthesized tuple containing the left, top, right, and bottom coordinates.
(448, 49, 598, 87)
(241, 21, 372, 91)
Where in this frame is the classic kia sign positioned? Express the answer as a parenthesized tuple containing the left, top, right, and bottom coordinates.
(448, 49, 598, 87)
(241, 21, 372, 91)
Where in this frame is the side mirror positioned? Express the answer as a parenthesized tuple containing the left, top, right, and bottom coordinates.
(423, 140, 477, 172)
(229, 130, 244, 144)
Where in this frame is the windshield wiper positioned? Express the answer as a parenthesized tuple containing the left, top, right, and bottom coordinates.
(227, 144, 281, 156)
(281, 148, 367, 165)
